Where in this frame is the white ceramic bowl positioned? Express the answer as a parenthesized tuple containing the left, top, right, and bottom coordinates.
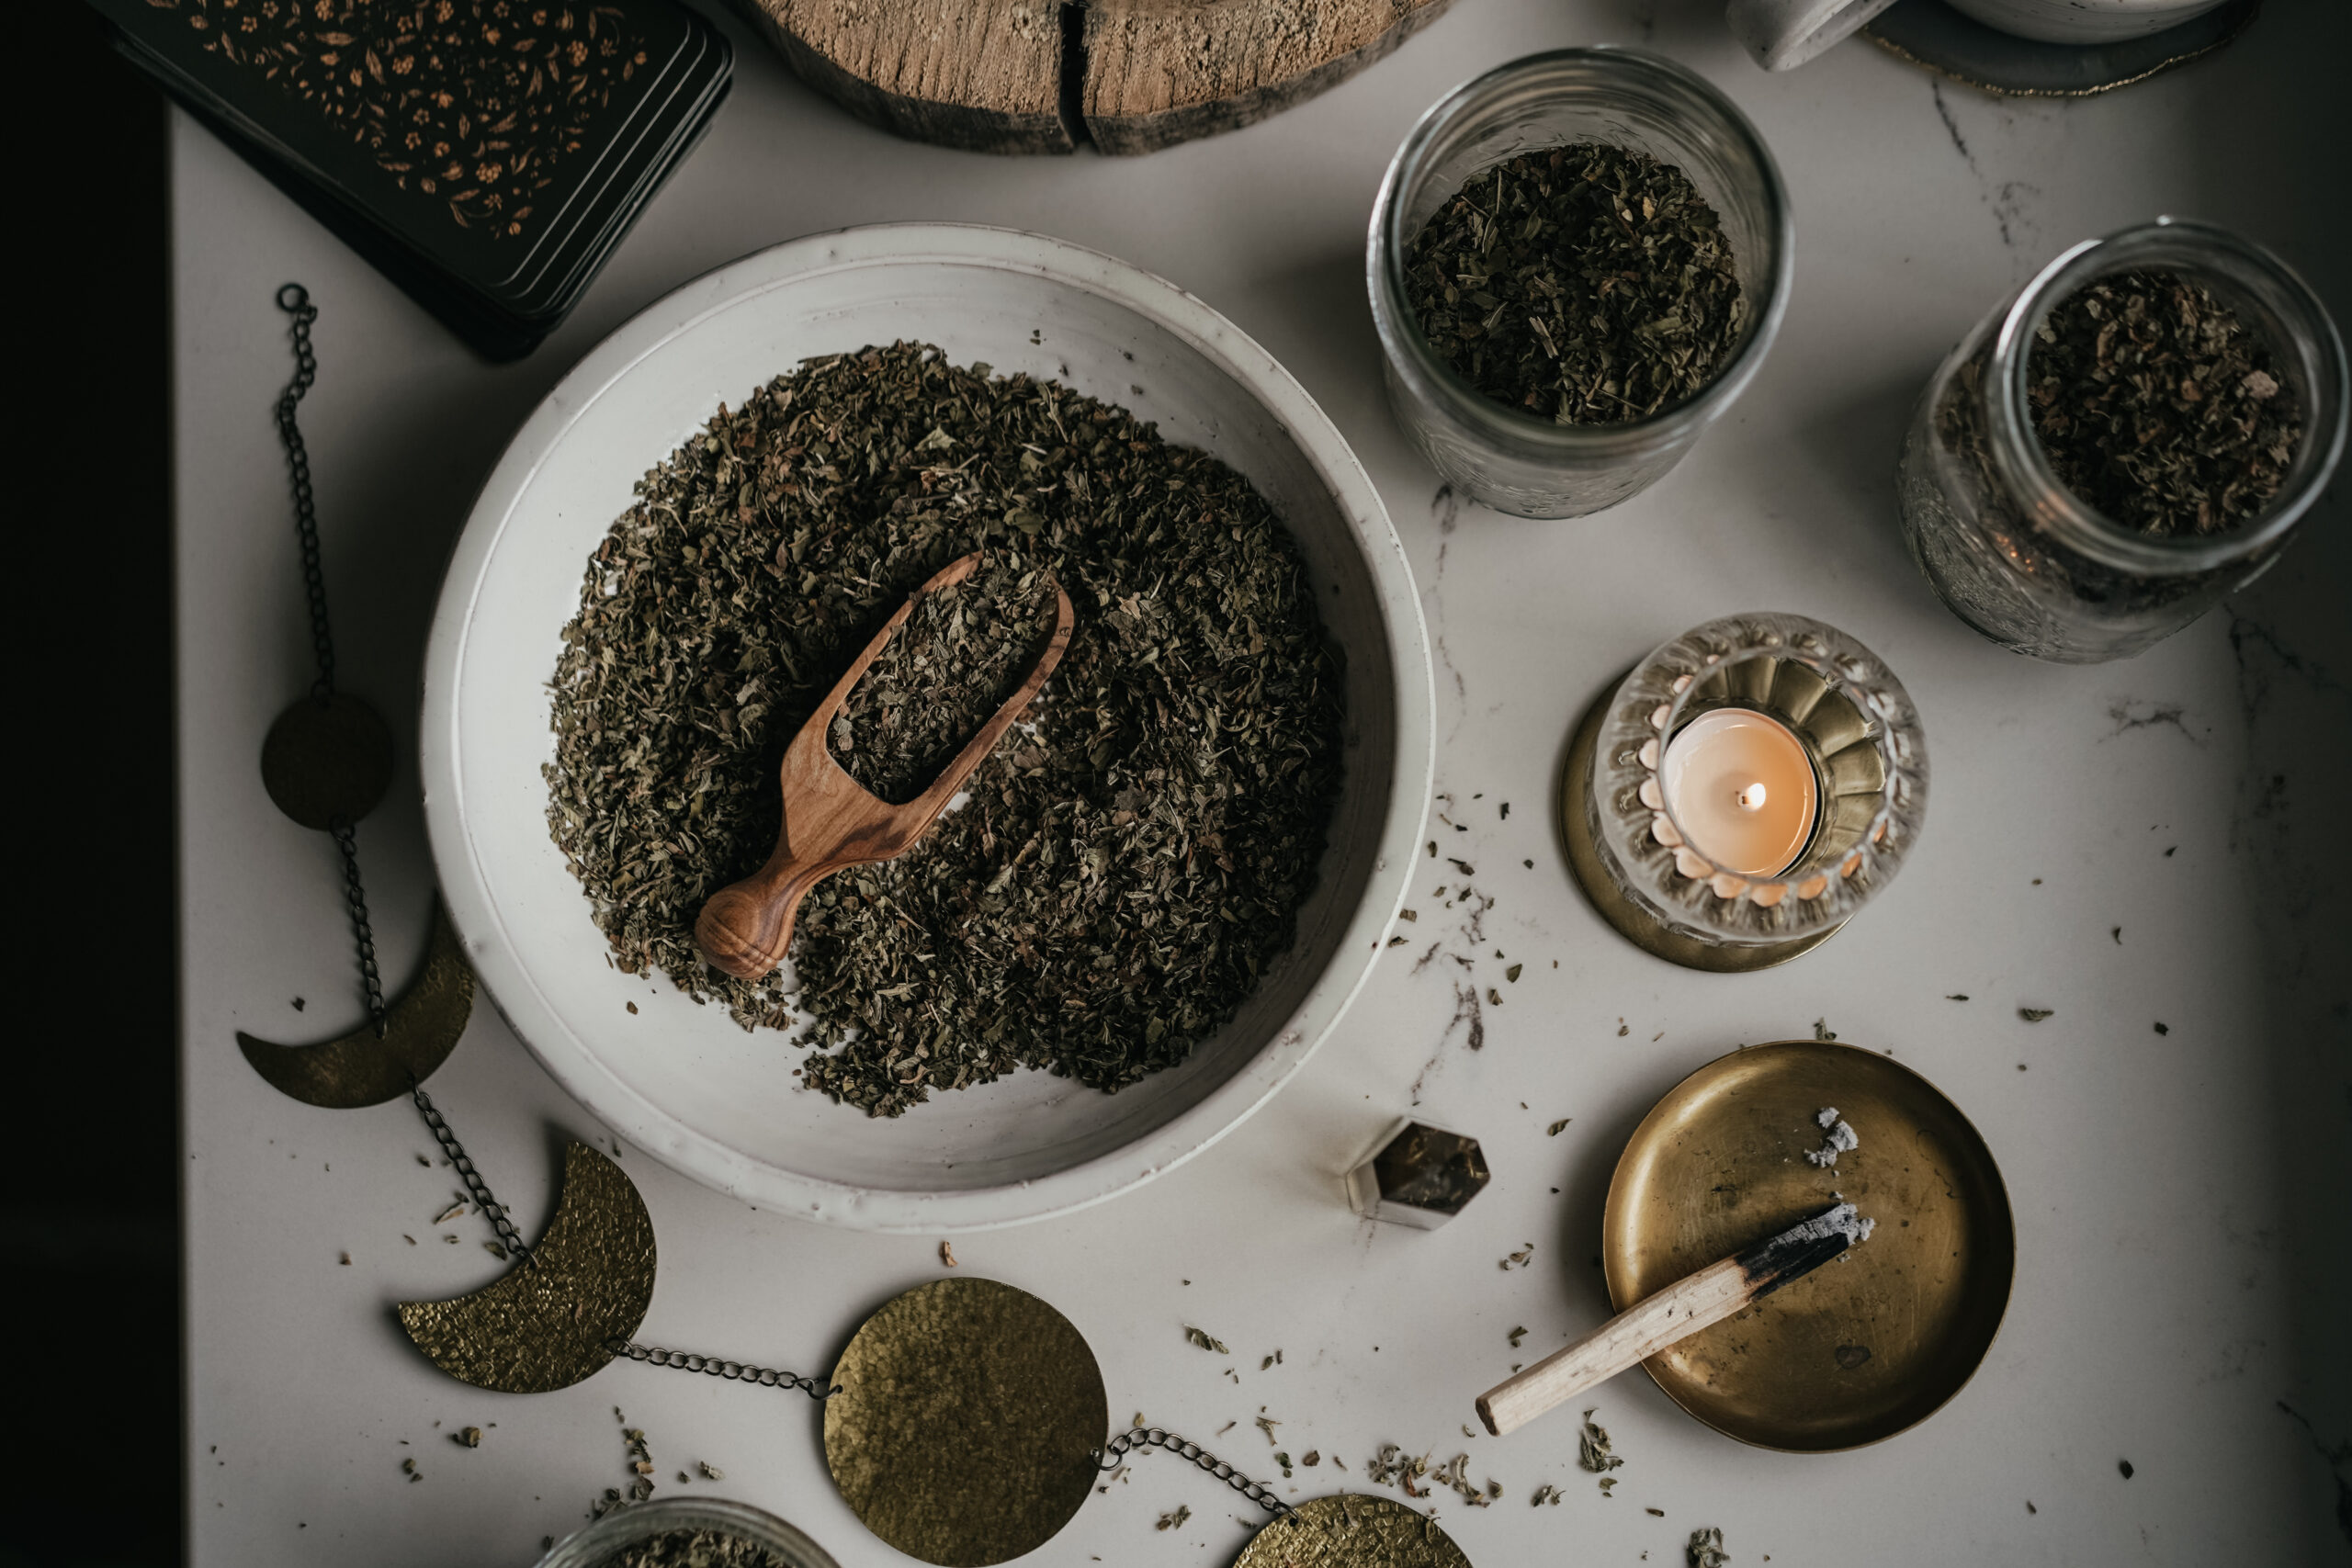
(422, 224, 1433, 1232)
(1942, 0, 2230, 46)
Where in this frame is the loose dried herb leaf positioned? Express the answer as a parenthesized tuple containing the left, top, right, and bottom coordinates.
(547, 343, 1345, 1117)
(1688, 1526, 1730, 1568)
(1405, 144, 1744, 424)
(2030, 270, 2302, 536)
(1157, 1504, 1192, 1531)
(1186, 1326, 1231, 1355)
(1577, 1410, 1623, 1473)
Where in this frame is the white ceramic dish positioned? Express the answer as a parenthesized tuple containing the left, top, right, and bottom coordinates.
(1941, 0, 2229, 45)
(421, 224, 1433, 1232)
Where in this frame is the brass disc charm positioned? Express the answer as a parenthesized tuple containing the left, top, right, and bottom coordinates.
(261, 693, 395, 829)
(398, 1142, 657, 1393)
(1234, 1495, 1472, 1568)
(237, 904, 472, 1106)
(825, 1278, 1106, 1566)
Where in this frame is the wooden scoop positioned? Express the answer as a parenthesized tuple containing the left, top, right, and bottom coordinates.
(1475, 1201, 1873, 1438)
(694, 553, 1074, 981)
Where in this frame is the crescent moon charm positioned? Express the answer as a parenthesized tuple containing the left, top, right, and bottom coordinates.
(397, 1142, 656, 1393)
(1232, 1495, 1472, 1568)
(236, 905, 473, 1108)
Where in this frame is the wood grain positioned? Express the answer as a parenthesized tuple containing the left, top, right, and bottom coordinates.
(1081, 0, 1454, 155)
(1477, 1256, 1758, 1438)
(734, 0, 1454, 156)
(735, 0, 1074, 153)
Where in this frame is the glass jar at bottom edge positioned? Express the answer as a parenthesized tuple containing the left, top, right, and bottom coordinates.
(537, 1497, 841, 1568)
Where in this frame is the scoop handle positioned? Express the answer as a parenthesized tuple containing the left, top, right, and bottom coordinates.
(694, 852, 837, 981)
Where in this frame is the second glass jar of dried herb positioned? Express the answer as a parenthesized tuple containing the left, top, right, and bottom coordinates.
(1894, 218, 2346, 664)
(1367, 48, 1792, 519)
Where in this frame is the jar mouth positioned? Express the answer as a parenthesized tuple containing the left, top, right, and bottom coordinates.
(1985, 218, 2349, 575)
(1367, 47, 1793, 457)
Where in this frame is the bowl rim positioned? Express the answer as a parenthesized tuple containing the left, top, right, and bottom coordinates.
(419, 222, 1434, 1232)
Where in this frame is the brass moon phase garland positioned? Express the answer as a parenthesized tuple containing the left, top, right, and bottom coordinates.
(244, 281, 469, 1107)
(821, 1277, 1471, 1568)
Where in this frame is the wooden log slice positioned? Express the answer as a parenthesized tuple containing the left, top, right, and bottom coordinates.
(735, 0, 1455, 156)
(738, 0, 1074, 153)
(1082, 0, 1454, 156)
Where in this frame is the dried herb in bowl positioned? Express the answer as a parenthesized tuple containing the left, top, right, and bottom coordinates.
(546, 344, 1345, 1116)
(2028, 269, 2302, 536)
(1403, 144, 1744, 424)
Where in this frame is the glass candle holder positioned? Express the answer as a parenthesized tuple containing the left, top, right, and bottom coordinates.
(1367, 48, 1792, 519)
(537, 1497, 842, 1568)
(1561, 614, 1928, 971)
(1894, 218, 2347, 664)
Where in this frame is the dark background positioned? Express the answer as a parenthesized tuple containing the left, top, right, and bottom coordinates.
(17, 6, 178, 1566)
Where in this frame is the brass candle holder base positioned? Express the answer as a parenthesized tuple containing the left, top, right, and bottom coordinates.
(1558, 680, 1843, 974)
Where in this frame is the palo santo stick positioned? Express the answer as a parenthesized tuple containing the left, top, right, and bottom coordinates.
(1476, 1201, 1873, 1438)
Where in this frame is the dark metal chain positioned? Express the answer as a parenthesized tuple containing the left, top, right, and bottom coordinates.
(274, 282, 386, 1038)
(1097, 1427, 1294, 1517)
(410, 1081, 535, 1262)
(606, 1340, 834, 1400)
(275, 283, 336, 704)
(332, 822, 389, 1035)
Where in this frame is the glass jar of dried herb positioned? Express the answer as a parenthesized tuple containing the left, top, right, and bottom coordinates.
(1368, 48, 1792, 518)
(537, 1497, 841, 1568)
(1895, 218, 2346, 663)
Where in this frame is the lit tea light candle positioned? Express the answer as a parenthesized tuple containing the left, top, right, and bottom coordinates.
(1657, 708, 1817, 877)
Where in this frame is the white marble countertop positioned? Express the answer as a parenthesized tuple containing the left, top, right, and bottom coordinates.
(175, 2, 2351, 1563)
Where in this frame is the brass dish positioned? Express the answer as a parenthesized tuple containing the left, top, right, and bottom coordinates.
(1602, 1040, 2013, 1450)
(1558, 679, 1839, 972)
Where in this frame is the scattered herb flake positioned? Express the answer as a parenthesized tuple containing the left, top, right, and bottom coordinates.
(1578, 1410, 1624, 1474)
